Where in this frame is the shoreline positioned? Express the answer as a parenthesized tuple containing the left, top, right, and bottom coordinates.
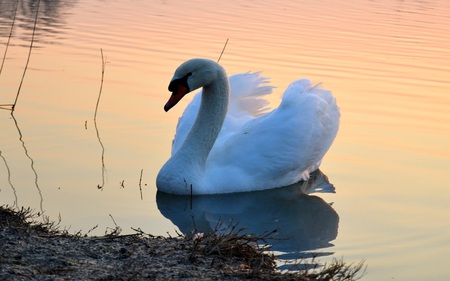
(0, 205, 365, 280)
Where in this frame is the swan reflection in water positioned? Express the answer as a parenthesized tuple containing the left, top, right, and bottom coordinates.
(157, 170, 339, 270)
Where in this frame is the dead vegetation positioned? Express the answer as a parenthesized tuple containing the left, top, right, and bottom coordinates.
(187, 223, 278, 275)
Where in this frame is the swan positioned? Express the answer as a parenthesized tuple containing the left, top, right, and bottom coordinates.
(156, 58, 340, 195)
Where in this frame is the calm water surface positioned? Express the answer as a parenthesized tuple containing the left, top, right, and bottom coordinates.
(1, 0, 449, 279)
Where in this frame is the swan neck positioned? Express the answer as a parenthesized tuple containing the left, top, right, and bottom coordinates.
(157, 64, 230, 194)
(179, 71, 229, 168)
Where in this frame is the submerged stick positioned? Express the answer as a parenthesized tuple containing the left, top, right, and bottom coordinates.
(0, 0, 19, 76)
(12, 0, 41, 112)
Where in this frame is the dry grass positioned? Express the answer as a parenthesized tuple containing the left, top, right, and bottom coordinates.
(185, 221, 366, 280)
(187, 223, 278, 274)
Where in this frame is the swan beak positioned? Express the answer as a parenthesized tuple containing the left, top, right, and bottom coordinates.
(164, 84, 188, 112)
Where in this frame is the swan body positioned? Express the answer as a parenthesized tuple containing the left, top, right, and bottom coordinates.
(156, 58, 340, 195)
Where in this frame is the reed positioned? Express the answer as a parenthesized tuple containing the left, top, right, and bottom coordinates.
(139, 169, 144, 200)
(217, 38, 229, 63)
(0, 0, 19, 111)
(94, 48, 106, 120)
(12, 0, 41, 112)
(92, 48, 107, 190)
(0, 0, 19, 76)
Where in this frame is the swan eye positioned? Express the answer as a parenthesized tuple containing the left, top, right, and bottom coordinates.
(168, 72, 192, 93)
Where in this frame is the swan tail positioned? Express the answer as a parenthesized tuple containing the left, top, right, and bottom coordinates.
(282, 79, 340, 125)
(279, 79, 340, 180)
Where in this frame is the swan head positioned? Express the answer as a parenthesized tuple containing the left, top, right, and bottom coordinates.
(164, 58, 223, 111)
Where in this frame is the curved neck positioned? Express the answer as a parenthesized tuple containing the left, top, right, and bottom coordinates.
(176, 71, 229, 169)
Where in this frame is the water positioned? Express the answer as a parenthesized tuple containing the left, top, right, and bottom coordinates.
(1, 0, 450, 279)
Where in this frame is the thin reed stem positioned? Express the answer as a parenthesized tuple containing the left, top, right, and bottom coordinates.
(217, 38, 229, 63)
(12, 0, 41, 112)
(94, 117, 106, 190)
(139, 169, 144, 200)
(93, 49, 107, 190)
(0, 0, 19, 76)
(94, 48, 106, 120)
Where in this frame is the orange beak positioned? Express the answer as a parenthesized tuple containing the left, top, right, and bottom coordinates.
(164, 84, 189, 112)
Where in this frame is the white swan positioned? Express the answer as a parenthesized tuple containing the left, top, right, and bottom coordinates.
(156, 58, 340, 195)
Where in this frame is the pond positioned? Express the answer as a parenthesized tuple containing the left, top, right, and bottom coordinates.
(1, 0, 449, 279)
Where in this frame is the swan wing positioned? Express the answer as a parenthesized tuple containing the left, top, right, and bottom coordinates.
(227, 72, 273, 118)
(205, 79, 340, 193)
(171, 72, 273, 155)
